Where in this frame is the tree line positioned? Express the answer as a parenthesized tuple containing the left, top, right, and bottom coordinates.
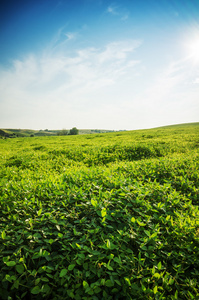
(57, 127, 79, 136)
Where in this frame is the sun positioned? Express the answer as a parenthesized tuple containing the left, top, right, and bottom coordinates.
(187, 37, 199, 62)
(184, 30, 199, 63)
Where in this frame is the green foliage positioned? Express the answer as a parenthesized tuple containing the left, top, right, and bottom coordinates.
(69, 127, 79, 135)
(57, 129, 69, 136)
(0, 124, 199, 299)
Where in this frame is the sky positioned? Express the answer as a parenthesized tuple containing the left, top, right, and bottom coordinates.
(0, 0, 199, 130)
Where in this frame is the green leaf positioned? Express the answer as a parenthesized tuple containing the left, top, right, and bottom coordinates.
(5, 274, 12, 282)
(1, 230, 6, 239)
(124, 277, 131, 286)
(114, 257, 121, 264)
(101, 208, 107, 218)
(41, 277, 49, 282)
(94, 286, 101, 293)
(137, 219, 146, 226)
(106, 239, 111, 249)
(115, 280, 121, 286)
(157, 261, 162, 270)
(37, 208, 42, 216)
(174, 290, 178, 299)
(131, 217, 136, 223)
(60, 269, 67, 277)
(105, 280, 114, 287)
(31, 286, 41, 294)
(153, 286, 158, 294)
(13, 280, 19, 289)
(109, 253, 114, 259)
(144, 230, 150, 236)
(68, 264, 75, 271)
(83, 281, 89, 289)
(6, 261, 16, 267)
(91, 199, 97, 207)
(21, 292, 27, 298)
(106, 264, 113, 271)
(41, 284, 51, 293)
(35, 278, 40, 285)
(16, 264, 24, 274)
(169, 278, 174, 285)
(46, 239, 53, 244)
(33, 233, 42, 239)
(141, 284, 146, 292)
(153, 273, 160, 279)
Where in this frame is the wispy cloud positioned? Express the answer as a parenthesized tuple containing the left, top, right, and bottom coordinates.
(45, 27, 77, 55)
(65, 32, 77, 41)
(107, 5, 118, 15)
(0, 39, 141, 129)
(1, 25, 198, 130)
(106, 4, 129, 21)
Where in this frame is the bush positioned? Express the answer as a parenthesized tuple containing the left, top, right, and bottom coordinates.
(69, 127, 79, 135)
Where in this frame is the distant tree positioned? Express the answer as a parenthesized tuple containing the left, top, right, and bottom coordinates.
(69, 127, 79, 135)
(57, 129, 68, 136)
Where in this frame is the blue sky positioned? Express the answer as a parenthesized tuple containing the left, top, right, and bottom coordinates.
(0, 0, 199, 130)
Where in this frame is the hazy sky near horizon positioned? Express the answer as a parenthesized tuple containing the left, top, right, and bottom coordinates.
(0, 0, 199, 130)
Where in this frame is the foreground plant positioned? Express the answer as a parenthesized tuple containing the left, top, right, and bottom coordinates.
(0, 124, 199, 299)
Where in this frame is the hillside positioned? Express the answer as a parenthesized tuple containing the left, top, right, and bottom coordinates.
(0, 122, 198, 138)
(154, 122, 199, 129)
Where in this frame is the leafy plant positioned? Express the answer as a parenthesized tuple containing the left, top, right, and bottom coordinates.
(0, 124, 199, 299)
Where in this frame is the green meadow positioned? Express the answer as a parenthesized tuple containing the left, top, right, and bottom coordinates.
(0, 123, 199, 299)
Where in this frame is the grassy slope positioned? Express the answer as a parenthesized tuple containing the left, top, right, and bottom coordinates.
(154, 122, 199, 129)
(1, 122, 198, 137)
(0, 123, 199, 299)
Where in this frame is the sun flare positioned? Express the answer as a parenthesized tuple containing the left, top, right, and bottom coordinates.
(185, 30, 199, 63)
(188, 38, 199, 62)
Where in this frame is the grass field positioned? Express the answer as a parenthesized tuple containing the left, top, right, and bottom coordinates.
(0, 123, 199, 299)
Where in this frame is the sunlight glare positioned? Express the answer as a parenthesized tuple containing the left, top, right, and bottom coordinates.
(184, 29, 199, 63)
(188, 38, 199, 62)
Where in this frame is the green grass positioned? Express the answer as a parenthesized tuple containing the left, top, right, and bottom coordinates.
(0, 123, 199, 299)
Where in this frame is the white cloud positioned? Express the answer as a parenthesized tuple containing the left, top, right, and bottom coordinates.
(98, 40, 140, 63)
(1, 29, 198, 130)
(0, 39, 141, 129)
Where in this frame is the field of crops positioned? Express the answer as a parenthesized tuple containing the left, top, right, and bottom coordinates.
(0, 123, 199, 299)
